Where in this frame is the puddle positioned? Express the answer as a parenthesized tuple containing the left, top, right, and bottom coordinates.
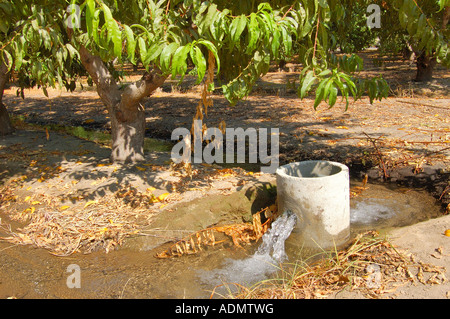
(349, 181, 442, 234)
(0, 181, 443, 299)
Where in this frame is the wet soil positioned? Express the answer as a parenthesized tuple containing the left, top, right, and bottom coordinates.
(0, 178, 444, 299)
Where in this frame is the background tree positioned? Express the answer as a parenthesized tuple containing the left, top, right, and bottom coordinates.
(376, 0, 449, 81)
(0, 57, 13, 135)
(0, 0, 82, 135)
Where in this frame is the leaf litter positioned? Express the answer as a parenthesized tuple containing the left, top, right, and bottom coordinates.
(0, 188, 146, 256)
(223, 231, 447, 299)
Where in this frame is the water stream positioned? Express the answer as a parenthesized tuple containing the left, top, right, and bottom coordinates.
(199, 211, 297, 289)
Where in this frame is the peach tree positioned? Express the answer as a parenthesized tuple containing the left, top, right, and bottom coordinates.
(2, 0, 446, 162)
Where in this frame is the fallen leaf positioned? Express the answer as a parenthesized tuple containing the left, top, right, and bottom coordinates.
(24, 196, 31, 202)
(24, 207, 35, 214)
(60, 205, 70, 211)
(151, 193, 170, 203)
(445, 229, 450, 237)
(84, 200, 98, 208)
(336, 126, 349, 130)
(156, 193, 170, 202)
(96, 163, 111, 167)
(136, 166, 146, 171)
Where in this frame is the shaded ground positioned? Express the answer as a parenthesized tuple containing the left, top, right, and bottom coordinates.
(0, 51, 449, 299)
(4, 55, 449, 208)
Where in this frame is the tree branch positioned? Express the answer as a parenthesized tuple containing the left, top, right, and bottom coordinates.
(0, 58, 9, 101)
(78, 46, 121, 109)
(78, 45, 167, 123)
(120, 69, 167, 110)
(442, 6, 450, 30)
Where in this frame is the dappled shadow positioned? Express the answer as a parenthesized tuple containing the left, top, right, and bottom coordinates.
(3, 87, 449, 175)
(1, 63, 449, 211)
(0, 129, 174, 207)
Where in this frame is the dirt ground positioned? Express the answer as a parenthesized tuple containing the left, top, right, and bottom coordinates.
(0, 51, 449, 299)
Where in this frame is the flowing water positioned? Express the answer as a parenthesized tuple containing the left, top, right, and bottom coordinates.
(199, 211, 297, 291)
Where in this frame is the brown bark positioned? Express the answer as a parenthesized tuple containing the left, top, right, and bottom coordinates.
(0, 59, 14, 136)
(79, 46, 167, 163)
(415, 51, 437, 82)
(442, 6, 450, 30)
(413, 6, 449, 82)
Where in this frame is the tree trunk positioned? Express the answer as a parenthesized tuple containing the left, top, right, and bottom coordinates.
(0, 60, 14, 136)
(0, 102, 14, 136)
(415, 51, 436, 82)
(110, 103, 146, 162)
(79, 46, 166, 163)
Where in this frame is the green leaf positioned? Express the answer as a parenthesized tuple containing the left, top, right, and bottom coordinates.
(2, 50, 13, 71)
(271, 28, 281, 58)
(13, 39, 24, 70)
(98, 4, 122, 58)
(86, 0, 95, 36)
(92, 9, 101, 44)
(123, 25, 136, 64)
(190, 45, 206, 84)
(280, 26, 292, 55)
(197, 39, 220, 74)
(197, 3, 217, 34)
(110, 20, 122, 58)
(160, 42, 180, 73)
(314, 78, 328, 109)
(246, 13, 260, 54)
(146, 42, 164, 64)
(230, 15, 247, 45)
(138, 37, 147, 65)
(318, 0, 328, 8)
(260, 11, 275, 32)
(299, 70, 317, 98)
(368, 79, 377, 103)
(327, 82, 338, 107)
(317, 69, 332, 77)
(171, 45, 191, 80)
(101, 3, 114, 42)
(65, 44, 79, 59)
(339, 73, 357, 97)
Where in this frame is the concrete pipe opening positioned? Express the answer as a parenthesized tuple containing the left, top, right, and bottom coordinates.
(276, 160, 350, 256)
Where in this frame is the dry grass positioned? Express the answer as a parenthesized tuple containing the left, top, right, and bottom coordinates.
(0, 188, 147, 256)
(215, 231, 447, 299)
